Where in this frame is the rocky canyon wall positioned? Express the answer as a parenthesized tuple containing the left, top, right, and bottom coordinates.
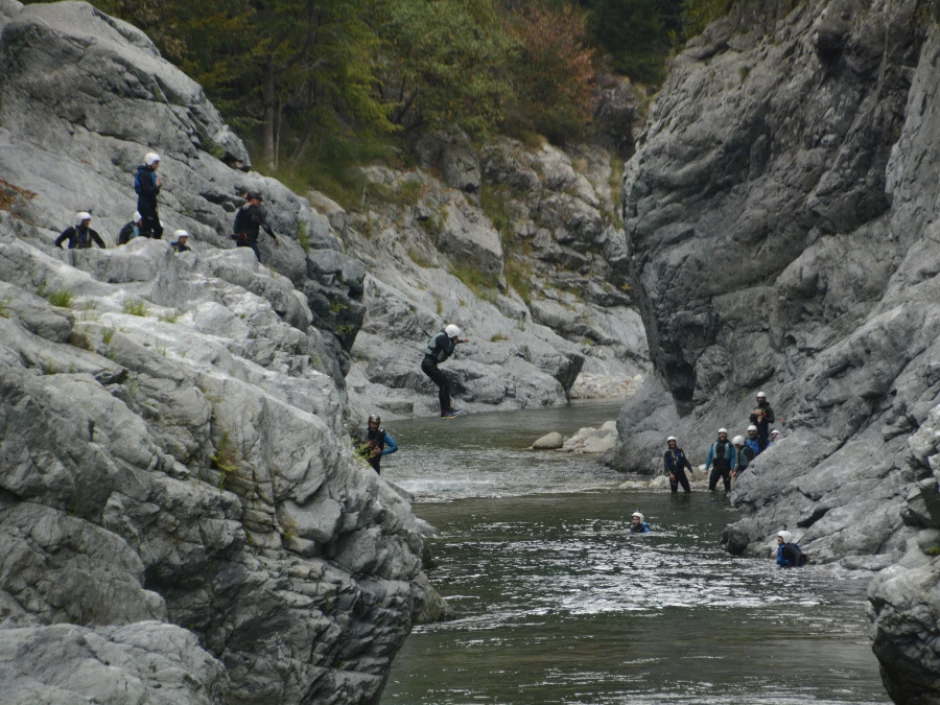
(608, 1, 940, 701)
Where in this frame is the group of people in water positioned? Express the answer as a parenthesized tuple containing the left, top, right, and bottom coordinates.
(663, 391, 778, 493)
(55, 151, 278, 259)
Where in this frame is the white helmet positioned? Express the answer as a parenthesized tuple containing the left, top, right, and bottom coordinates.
(666, 436, 677, 443)
(771, 430, 780, 438)
(756, 391, 767, 399)
(632, 511, 644, 522)
(145, 152, 161, 166)
(132, 211, 142, 223)
(444, 324, 462, 338)
(718, 428, 728, 435)
(173, 229, 189, 239)
(747, 425, 758, 432)
(74, 211, 92, 226)
(732, 435, 745, 446)
(777, 530, 793, 543)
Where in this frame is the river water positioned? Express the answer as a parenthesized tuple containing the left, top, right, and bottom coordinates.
(380, 402, 890, 705)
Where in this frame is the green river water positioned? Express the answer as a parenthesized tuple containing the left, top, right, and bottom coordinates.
(379, 401, 890, 705)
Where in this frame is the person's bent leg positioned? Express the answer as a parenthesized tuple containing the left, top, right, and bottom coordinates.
(678, 470, 691, 493)
(722, 470, 731, 491)
(670, 477, 679, 493)
(708, 468, 720, 490)
(421, 358, 450, 412)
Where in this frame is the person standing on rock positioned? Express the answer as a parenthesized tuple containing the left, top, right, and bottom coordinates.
(705, 428, 736, 492)
(135, 152, 164, 239)
(749, 391, 775, 451)
(630, 511, 651, 533)
(664, 436, 696, 493)
(118, 211, 143, 245)
(360, 413, 398, 474)
(233, 190, 279, 261)
(170, 230, 192, 253)
(745, 425, 762, 457)
(422, 324, 468, 418)
(55, 212, 106, 249)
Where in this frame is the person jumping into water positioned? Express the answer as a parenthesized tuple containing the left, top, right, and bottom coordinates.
(422, 324, 468, 418)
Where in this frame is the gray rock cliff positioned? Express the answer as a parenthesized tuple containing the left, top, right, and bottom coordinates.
(606, 1, 940, 698)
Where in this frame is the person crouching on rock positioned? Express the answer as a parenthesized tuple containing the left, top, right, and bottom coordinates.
(745, 425, 762, 457)
(705, 428, 736, 492)
(360, 413, 398, 474)
(776, 530, 806, 568)
(631, 511, 650, 533)
(135, 152, 164, 239)
(55, 212, 106, 249)
(233, 190, 279, 261)
(749, 391, 775, 451)
(422, 324, 468, 418)
(118, 211, 143, 245)
(170, 230, 192, 253)
(664, 435, 696, 493)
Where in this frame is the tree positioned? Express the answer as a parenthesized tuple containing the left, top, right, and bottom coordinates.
(586, 0, 667, 85)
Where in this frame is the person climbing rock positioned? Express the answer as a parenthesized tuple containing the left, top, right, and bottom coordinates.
(776, 530, 806, 568)
(769, 429, 781, 445)
(664, 435, 696, 493)
(170, 230, 192, 253)
(731, 435, 753, 482)
(705, 428, 736, 492)
(135, 152, 164, 239)
(749, 391, 776, 451)
(421, 324, 468, 417)
(118, 211, 143, 245)
(745, 425, 762, 457)
(630, 511, 650, 533)
(55, 212, 106, 249)
(360, 413, 397, 474)
(233, 190, 279, 261)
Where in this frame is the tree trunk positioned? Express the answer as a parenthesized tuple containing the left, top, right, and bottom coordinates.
(262, 61, 277, 171)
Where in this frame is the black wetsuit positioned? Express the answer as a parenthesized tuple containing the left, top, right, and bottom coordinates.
(135, 165, 163, 239)
(364, 427, 397, 473)
(171, 241, 191, 253)
(664, 447, 694, 493)
(750, 401, 776, 451)
(55, 226, 105, 249)
(118, 220, 140, 245)
(422, 332, 456, 413)
(233, 204, 276, 260)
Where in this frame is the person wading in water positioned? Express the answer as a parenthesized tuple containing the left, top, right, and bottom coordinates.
(360, 414, 397, 474)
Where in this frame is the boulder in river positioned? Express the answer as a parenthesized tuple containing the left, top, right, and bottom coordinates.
(531, 431, 565, 450)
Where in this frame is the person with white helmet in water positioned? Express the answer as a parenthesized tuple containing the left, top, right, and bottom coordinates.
(55, 212, 106, 249)
(749, 391, 775, 451)
(663, 435, 696, 493)
(731, 435, 753, 482)
(630, 511, 650, 534)
(776, 530, 806, 567)
(422, 323, 469, 417)
(118, 211, 144, 245)
(135, 151, 164, 238)
(705, 428, 736, 492)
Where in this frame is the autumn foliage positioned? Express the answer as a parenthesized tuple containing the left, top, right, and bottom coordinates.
(504, 4, 596, 143)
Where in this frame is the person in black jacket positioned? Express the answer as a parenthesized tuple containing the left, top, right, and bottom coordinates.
(422, 324, 468, 417)
(749, 391, 776, 451)
(135, 152, 164, 239)
(55, 212, 106, 249)
(170, 229, 192, 253)
(663, 436, 696, 493)
(118, 211, 143, 245)
(359, 414, 398, 474)
(232, 190, 279, 260)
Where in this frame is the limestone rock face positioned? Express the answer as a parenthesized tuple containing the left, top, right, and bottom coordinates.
(606, 0, 940, 697)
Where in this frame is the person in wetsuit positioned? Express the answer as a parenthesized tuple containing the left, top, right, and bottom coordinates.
(776, 530, 805, 567)
(361, 413, 397, 473)
(664, 435, 696, 493)
(749, 391, 776, 451)
(233, 190, 279, 260)
(170, 230, 192, 253)
(631, 511, 651, 533)
(705, 428, 736, 492)
(422, 324, 468, 417)
(118, 211, 143, 245)
(55, 212, 106, 249)
(135, 152, 164, 239)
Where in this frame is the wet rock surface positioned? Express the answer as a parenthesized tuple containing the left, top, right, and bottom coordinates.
(606, 0, 940, 698)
